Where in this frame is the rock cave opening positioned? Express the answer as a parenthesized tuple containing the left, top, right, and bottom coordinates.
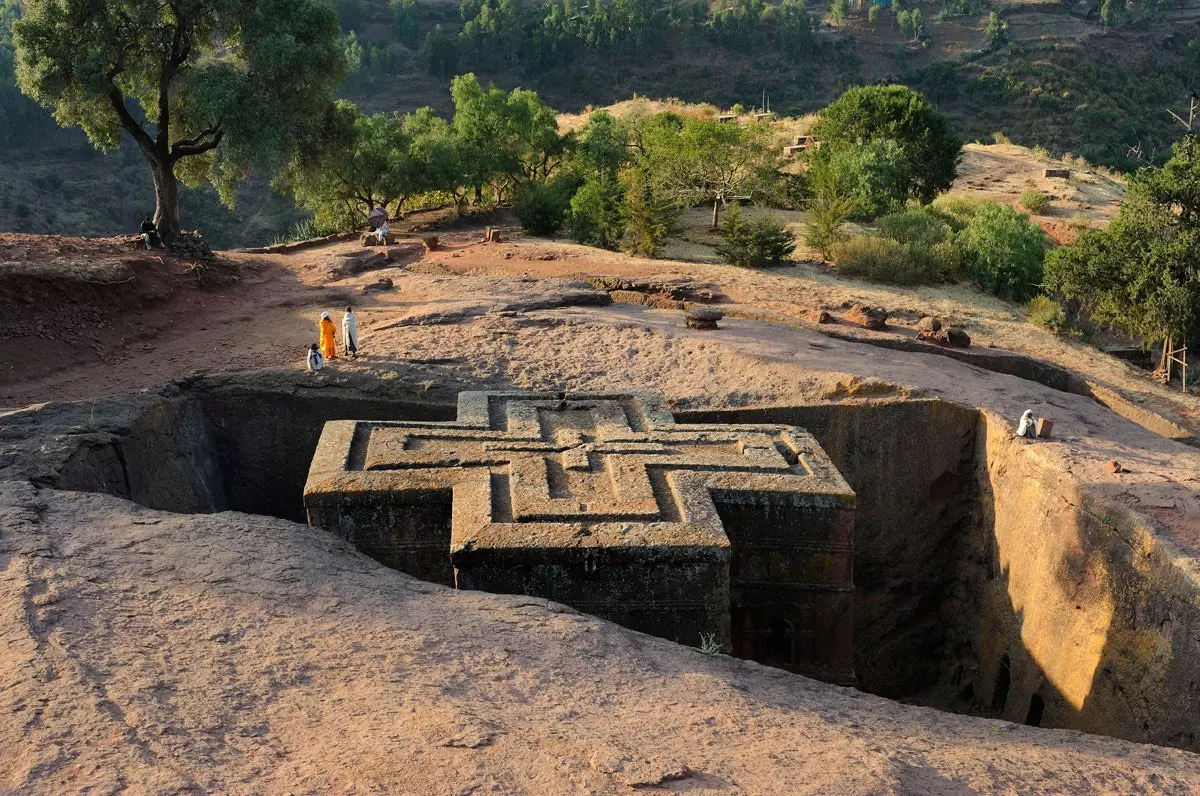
(12, 372, 1200, 753)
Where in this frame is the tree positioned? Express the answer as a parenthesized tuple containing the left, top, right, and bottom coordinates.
(643, 116, 778, 228)
(779, 0, 816, 61)
(808, 138, 912, 218)
(569, 172, 627, 249)
(280, 101, 415, 230)
(811, 85, 961, 204)
(450, 73, 566, 204)
(13, 0, 346, 240)
(620, 165, 676, 256)
(419, 24, 458, 78)
(983, 11, 1008, 50)
(829, 0, 850, 27)
(804, 172, 856, 258)
(715, 208, 796, 267)
(956, 202, 1046, 300)
(1045, 137, 1200, 354)
(392, 0, 422, 48)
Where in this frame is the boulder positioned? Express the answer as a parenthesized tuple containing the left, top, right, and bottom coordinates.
(422, 235, 440, 252)
(813, 310, 834, 324)
(685, 306, 723, 330)
(946, 328, 972, 348)
(362, 277, 394, 294)
(917, 316, 942, 333)
(846, 304, 888, 331)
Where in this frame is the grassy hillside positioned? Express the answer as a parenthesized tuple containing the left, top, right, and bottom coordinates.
(0, 0, 1196, 246)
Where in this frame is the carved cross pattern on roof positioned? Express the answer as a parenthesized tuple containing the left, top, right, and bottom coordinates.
(306, 392, 853, 556)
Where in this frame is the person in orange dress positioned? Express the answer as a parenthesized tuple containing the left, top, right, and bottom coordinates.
(319, 311, 338, 360)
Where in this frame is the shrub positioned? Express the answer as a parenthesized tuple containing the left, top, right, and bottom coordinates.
(568, 173, 626, 249)
(513, 177, 579, 236)
(805, 184, 856, 258)
(929, 194, 985, 231)
(832, 235, 939, 284)
(715, 209, 797, 267)
(877, 206, 953, 248)
(876, 206, 956, 280)
(1026, 295, 1067, 333)
(620, 167, 676, 258)
(1019, 189, 1050, 215)
(956, 203, 1047, 300)
(809, 138, 912, 219)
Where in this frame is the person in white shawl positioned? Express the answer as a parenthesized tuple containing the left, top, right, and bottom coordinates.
(1016, 409, 1036, 438)
(306, 343, 325, 372)
(342, 306, 359, 358)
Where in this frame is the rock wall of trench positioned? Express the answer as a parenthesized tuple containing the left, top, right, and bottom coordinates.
(680, 401, 979, 697)
(953, 412, 1200, 750)
(6, 378, 1200, 751)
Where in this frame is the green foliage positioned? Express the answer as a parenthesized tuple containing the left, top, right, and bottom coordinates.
(832, 235, 935, 284)
(13, 0, 346, 236)
(779, 0, 817, 62)
(1019, 189, 1049, 215)
(833, 205, 955, 284)
(642, 116, 778, 227)
(419, 25, 459, 78)
(574, 110, 630, 176)
(1026, 295, 1067, 334)
(983, 12, 1009, 50)
(513, 175, 580, 235)
(810, 138, 911, 219)
(710, 0, 767, 53)
(829, 0, 849, 28)
(811, 85, 961, 205)
(929, 194, 985, 230)
(897, 8, 924, 41)
(281, 102, 415, 230)
(568, 172, 627, 249)
(804, 176, 855, 259)
(1045, 137, 1200, 347)
(620, 166, 676, 257)
(392, 0, 422, 48)
(956, 203, 1046, 300)
(715, 208, 796, 267)
(867, 4, 881, 23)
(451, 73, 566, 202)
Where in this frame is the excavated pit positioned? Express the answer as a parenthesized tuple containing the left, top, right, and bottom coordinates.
(4, 371, 1200, 753)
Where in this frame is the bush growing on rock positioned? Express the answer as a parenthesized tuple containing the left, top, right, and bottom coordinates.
(715, 209, 797, 267)
(956, 202, 1047, 301)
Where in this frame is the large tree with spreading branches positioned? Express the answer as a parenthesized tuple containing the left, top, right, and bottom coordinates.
(13, 0, 346, 240)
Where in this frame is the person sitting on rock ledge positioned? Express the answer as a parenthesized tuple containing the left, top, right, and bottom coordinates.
(306, 343, 325, 372)
(371, 218, 390, 245)
(139, 216, 163, 250)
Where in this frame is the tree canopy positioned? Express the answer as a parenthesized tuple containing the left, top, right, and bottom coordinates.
(13, 0, 346, 238)
(642, 116, 778, 228)
(1045, 136, 1200, 349)
(810, 85, 961, 204)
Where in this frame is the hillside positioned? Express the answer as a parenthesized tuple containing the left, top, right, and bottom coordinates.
(0, 0, 1194, 246)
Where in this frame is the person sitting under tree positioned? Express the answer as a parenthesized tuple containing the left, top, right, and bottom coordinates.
(140, 216, 163, 249)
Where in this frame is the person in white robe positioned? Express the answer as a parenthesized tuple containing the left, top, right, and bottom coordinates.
(372, 219, 390, 244)
(342, 306, 359, 358)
